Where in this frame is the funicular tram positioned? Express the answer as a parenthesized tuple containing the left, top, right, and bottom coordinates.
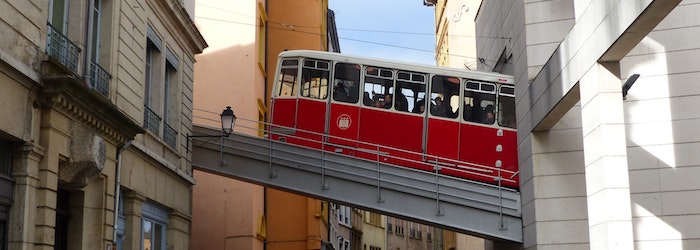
(270, 50, 519, 189)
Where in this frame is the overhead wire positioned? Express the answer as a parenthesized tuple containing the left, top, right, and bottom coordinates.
(194, 9, 507, 64)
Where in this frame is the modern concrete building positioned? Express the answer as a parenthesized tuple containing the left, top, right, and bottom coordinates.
(0, 0, 206, 249)
(473, 0, 693, 249)
(191, 0, 340, 249)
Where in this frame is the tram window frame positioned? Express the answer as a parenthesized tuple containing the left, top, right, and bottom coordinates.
(276, 59, 299, 97)
(462, 80, 497, 125)
(300, 59, 330, 100)
(498, 85, 516, 129)
(363, 66, 394, 109)
(396, 71, 427, 114)
(429, 75, 461, 119)
(332, 63, 361, 104)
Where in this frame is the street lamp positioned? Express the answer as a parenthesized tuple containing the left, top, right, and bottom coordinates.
(220, 106, 236, 136)
(187, 106, 237, 153)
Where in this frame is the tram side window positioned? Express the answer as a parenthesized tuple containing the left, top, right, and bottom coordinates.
(498, 86, 516, 128)
(463, 81, 496, 124)
(396, 71, 426, 113)
(333, 63, 361, 103)
(363, 66, 394, 109)
(301, 59, 330, 100)
(277, 59, 299, 97)
(429, 75, 460, 118)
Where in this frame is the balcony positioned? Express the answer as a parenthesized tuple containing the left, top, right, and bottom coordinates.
(46, 23, 111, 98)
(46, 23, 80, 75)
(163, 122, 177, 148)
(144, 106, 162, 135)
(87, 60, 111, 97)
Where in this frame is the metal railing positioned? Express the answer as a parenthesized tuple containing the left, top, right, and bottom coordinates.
(144, 106, 161, 135)
(87, 60, 111, 97)
(163, 122, 177, 148)
(194, 112, 519, 189)
(46, 23, 81, 75)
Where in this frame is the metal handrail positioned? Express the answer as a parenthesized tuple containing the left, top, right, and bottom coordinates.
(193, 114, 519, 188)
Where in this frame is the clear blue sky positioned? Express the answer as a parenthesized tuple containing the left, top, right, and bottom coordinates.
(329, 0, 436, 65)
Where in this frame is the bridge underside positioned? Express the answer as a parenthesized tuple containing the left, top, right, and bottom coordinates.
(191, 126, 522, 242)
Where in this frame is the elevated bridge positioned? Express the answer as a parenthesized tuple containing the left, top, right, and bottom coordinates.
(190, 123, 522, 243)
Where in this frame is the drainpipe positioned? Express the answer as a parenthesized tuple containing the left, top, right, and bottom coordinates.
(113, 140, 132, 246)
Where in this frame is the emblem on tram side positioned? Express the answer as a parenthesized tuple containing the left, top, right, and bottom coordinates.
(336, 114, 351, 130)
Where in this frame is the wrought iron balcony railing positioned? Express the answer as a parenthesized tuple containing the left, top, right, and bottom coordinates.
(46, 23, 80, 75)
(87, 60, 111, 97)
(163, 122, 177, 148)
(144, 106, 161, 136)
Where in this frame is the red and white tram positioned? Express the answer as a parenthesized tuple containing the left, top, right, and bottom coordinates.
(270, 50, 519, 189)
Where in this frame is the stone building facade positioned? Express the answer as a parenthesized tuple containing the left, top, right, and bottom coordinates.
(0, 0, 205, 249)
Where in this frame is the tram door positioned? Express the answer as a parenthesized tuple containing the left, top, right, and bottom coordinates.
(426, 76, 461, 163)
(271, 59, 300, 137)
(328, 63, 362, 151)
(459, 81, 498, 168)
(294, 58, 331, 149)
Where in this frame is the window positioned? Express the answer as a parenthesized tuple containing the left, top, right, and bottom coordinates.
(337, 237, 349, 250)
(394, 219, 404, 236)
(163, 50, 179, 148)
(462, 81, 496, 124)
(337, 205, 351, 227)
(396, 71, 426, 113)
(387, 220, 393, 233)
(85, 0, 109, 96)
(498, 86, 516, 129)
(277, 59, 299, 97)
(363, 66, 394, 109)
(141, 202, 168, 250)
(332, 63, 361, 103)
(368, 212, 381, 227)
(144, 27, 163, 135)
(430, 75, 460, 118)
(47, 0, 112, 96)
(300, 59, 330, 99)
(143, 27, 179, 148)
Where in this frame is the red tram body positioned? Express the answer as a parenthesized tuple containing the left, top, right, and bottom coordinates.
(270, 50, 519, 189)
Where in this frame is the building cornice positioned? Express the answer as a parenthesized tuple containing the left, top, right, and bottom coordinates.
(150, 0, 208, 55)
(40, 73, 144, 145)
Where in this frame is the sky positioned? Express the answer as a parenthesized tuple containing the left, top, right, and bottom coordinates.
(329, 0, 437, 65)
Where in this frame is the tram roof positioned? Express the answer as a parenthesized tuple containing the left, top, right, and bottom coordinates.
(278, 50, 514, 85)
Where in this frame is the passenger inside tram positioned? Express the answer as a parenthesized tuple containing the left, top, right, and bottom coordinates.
(483, 105, 495, 124)
(363, 92, 373, 106)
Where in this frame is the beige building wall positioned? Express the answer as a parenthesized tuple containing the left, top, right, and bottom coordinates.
(191, 1, 267, 250)
(1, 0, 205, 249)
(434, 0, 481, 70)
(361, 211, 386, 250)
